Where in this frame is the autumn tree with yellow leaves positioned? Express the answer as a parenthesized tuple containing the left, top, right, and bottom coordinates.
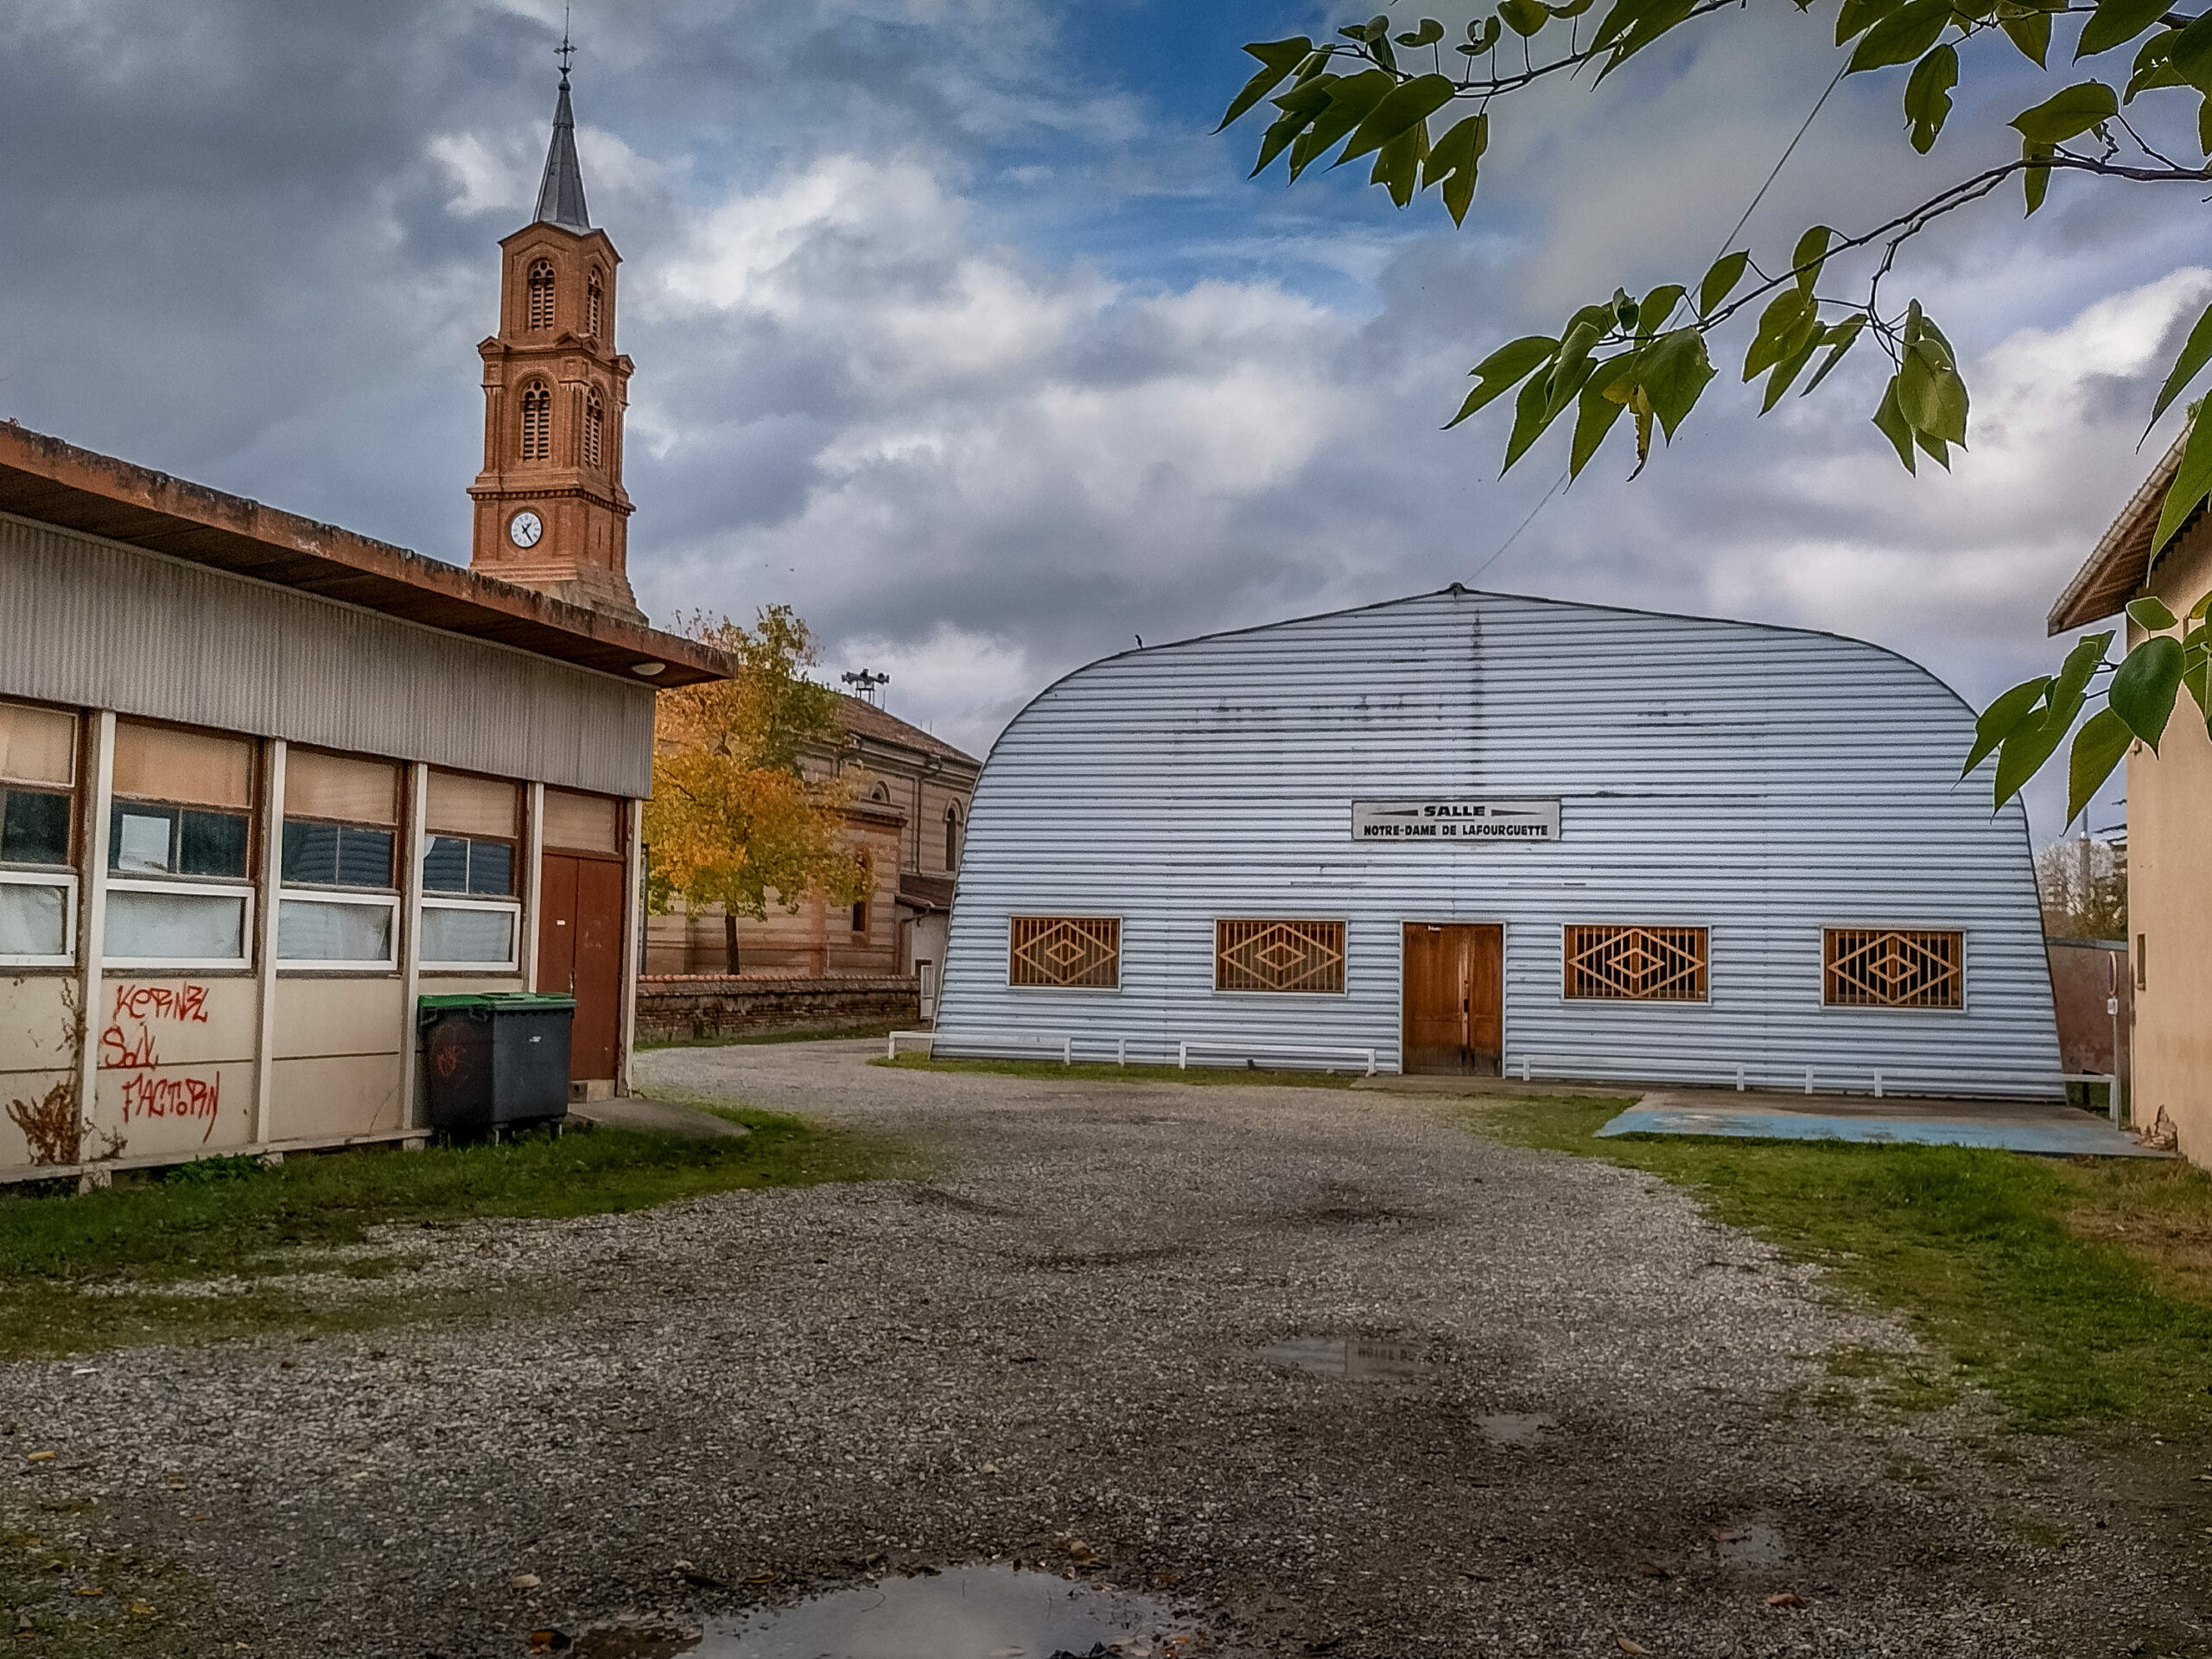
(643, 606, 867, 970)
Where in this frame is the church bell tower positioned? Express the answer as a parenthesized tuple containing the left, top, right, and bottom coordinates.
(468, 45, 640, 621)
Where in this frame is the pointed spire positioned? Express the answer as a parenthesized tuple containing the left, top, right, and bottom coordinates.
(532, 28, 591, 233)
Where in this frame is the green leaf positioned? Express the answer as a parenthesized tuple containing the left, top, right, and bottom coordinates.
(1914, 426, 1954, 470)
(2150, 302, 2212, 428)
(2056, 629, 2116, 706)
(1448, 334, 1558, 428)
(1552, 0, 1599, 16)
(1422, 112, 1489, 224)
(1993, 704, 2074, 806)
(1463, 16, 1504, 54)
(2000, 5, 2051, 67)
(2128, 594, 2181, 631)
(2023, 141, 2055, 213)
(2076, 0, 2168, 56)
(1637, 283, 1687, 337)
(1802, 314, 1867, 396)
(1761, 336, 1824, 412)
(1546, 316, 1608, 420)
(2009, 79, 2120, 143)
(2170, 10, 2212, 87)
(1964, 676, 2053, 775)
(2153, 397, 2212, 546)
(2127, 29, 2187, 99)
(1251, 78, 1332, 177)
(1904, 44, 1959, 150)
(2201, 91, 2212, 154)
(1791, 225, 1836, 290)
(1369, 118, 1428, 207)
(1697, 251, 1751, 318)
(1287, 70, 1395, 180)
(1743, 288, 1819, 379)
(1596, 0, 1696, 74)
(1638, 327, 1715, 438)
(1848, 0, 1953, 72)
(1395, 17, 1447, 46)
(1500, 0, 1552, 34)
(1897, 340, 1969, 444)
(1218, 37, 1316, 131)
(1339, 73, 1459, 165)
(1836, 0, 1908, 45)
(1872, 378, 1917, 473)
(1503, 363, 1566, 473)
(2065, 706, 2133, 823)
(1570, 357, 1634, 476)
(2111, 633, 2185, 747)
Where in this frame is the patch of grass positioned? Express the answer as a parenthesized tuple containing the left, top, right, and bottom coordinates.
(637, 1021, 899, 1052)
(0, 1522, 250, 1656)
(873, 1054, 1359, 1089)
(0, 1106, 898, 1359)
(1471, 1095, 2212, 1435)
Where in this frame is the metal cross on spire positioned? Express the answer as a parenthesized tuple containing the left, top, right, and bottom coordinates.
(556, 10, 575, 82)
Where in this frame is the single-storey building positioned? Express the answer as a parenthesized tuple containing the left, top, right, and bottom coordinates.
(0, 423, 724, 1181)
(2049, 431, 2209, 1158)
(933, 588, 2061, 1091)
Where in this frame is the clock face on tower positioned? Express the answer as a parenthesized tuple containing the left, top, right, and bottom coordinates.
(507, 510, 544, 550)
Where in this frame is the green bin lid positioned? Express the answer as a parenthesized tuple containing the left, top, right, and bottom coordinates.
(416, 992, 577, 1012)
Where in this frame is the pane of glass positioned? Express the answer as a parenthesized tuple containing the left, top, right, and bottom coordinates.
(467, 840, 514, 896)
(113, 807, 174, 874)
(0, 882, 67, 958)
(543, 789, 620, 854)
(105, 887, 245, 962)
(277, 898, 392, 963)
(0, 702, 76, 788)
(336, 826, 394, 888)
(425, 772, 518, 838)
(423, 836, 469, 893)
(179, 810, 249, 877)
(421, 905, 513, 965)
(112, 722, 252, 808)
(283, 750, 398, 825)
(282, 820, 340, 885)
(1, 790, 71, 867)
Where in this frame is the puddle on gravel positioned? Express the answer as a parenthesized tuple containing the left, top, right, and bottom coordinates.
(1259, 1335, 1427, 1380)
(1712, 1521, 1789, 1569)
(565, 1564, 1205, 1658)
(1475, 1412, 1558, 1446)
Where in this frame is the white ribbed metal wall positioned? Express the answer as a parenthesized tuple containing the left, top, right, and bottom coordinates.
(935, 588, 2061, 1096)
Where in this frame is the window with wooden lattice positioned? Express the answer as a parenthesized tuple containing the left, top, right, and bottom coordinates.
(1215, 919, 1345, 994)
(519, 382, 551, 461)
(1008, 916, 1120, 989)
(1563, 925, 1708, 1001)
(527, 259, 556, 330)
(1823, 928, 1962, 1009)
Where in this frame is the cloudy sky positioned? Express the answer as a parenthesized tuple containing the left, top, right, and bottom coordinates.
(0, 0, 2197, 840)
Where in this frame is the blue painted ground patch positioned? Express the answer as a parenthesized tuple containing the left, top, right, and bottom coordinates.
(1597, 1107, 2167, 1158)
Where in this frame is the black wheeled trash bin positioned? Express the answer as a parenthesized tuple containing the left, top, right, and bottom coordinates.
(416, 992, 575, 1136)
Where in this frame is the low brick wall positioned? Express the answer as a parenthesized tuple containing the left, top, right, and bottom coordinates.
(636, 975, 918, 1042)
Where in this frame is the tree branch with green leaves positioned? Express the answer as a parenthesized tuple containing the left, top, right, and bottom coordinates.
(1220, 2, 2212, 818)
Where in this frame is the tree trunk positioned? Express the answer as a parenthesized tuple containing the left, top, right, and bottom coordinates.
(724, 911, 741, 976)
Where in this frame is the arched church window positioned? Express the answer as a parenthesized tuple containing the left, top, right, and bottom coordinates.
(583, 387, 604, 469)
(527, 260, 556, 331)
(944, 804, 962, 869)
(587, 272, 603, 338)
(519, 382, 551, 462)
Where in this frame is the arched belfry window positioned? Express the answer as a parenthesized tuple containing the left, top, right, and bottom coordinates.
(527, 259, 556, 331)
(587, 272, 604, 339)
(583, 387, 604, 468)
(519, 382, 551, 461)
(944, 804, 963, 869)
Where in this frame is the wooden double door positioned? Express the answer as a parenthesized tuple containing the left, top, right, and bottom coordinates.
(537, 853, 625, 1084)
(1402, 923, 1503, 1076)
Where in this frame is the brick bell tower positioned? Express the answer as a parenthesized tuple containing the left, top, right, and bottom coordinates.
(468, 44, 641, 621)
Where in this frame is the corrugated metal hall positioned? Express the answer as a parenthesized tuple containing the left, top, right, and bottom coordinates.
(933, 588, 2061, 1094)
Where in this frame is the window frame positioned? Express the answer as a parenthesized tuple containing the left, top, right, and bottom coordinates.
(1821, 926, 1966, 1012)
(102, 877, 254, 972)
(1007, 914, 1122, 992)
(0, 869, 78, 969)
(519, 380, 552, 462)
(418, 895, 522, 974)
(274, 889, 401, 974)
(527, 258, 556, 330)
(1560, 924, 1712, 1005)
(1212, 918, 1349, 996)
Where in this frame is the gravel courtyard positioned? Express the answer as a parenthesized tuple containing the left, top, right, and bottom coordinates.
(2, 1039, 2205, 1657)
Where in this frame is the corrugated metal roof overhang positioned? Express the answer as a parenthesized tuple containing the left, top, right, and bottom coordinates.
(0, 422, 728, 687)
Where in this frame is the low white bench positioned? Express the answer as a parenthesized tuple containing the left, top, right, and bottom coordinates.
(1178, 1039, 1377, 1077)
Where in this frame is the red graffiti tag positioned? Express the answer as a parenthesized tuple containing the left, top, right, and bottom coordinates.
(119, 1072, 222, 1143)
(111, 983, 208, 1024)
(98, 1023, 158, 1069)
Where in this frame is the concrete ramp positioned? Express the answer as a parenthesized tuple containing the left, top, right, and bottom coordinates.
(1599, 1089, 2168, 1158)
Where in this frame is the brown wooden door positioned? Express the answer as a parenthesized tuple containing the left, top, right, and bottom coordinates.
(1401, 924, 1503, 1076)
(537, 852, 624, 1083)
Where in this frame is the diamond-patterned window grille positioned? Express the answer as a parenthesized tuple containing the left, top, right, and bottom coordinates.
(1008, 916, 1120, 989)
(1823, 928, 1962, 1009)
(1215, 919, 1346, 995)
(1563, 925, 1708, 1001)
